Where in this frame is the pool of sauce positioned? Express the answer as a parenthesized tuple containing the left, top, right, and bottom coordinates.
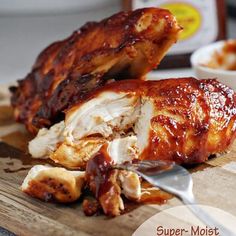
(120, 182, 173, 215)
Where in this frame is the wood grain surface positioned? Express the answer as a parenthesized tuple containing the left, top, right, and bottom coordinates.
(0, 89, 236, 236)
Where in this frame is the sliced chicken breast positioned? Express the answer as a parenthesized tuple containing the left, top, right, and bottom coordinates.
(22, 165, 85, 203)
(29, 86, 142, 168)
(28, 121, 65, 158)
(27, 78, 236, 216)
(50, 138, 105, 169)
(29, 78, 236, 169)
(64, 91, 141, 143)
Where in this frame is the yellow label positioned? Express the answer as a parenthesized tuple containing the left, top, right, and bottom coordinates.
(161, 3, 202, 41)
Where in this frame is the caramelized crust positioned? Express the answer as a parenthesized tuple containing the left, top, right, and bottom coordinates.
(140, 78, 236, 163)
(10, 8, 181, 133)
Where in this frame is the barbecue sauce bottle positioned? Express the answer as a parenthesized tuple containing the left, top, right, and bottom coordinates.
(123, 0, 226, 69)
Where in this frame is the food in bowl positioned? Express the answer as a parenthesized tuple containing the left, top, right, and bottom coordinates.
(191, 40, 236, 91)
(202, 39, 236, 71)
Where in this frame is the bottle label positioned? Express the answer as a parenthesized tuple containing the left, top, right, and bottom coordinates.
(132, 0, 218, 55)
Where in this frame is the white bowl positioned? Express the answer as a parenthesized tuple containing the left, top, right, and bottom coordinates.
(190, 40, 236, 91)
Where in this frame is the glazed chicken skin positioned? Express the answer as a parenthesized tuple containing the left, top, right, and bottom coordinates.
(10, 7, 181, 133)
(27, 77, 236, 215)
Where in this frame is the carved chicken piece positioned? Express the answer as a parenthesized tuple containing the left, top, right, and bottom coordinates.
(10, 7, 181, 133)
(27, 78, 236, 215)
(28, 121, 65, 159)
(64, 78, 236, 165)
(28, 120, 105, 169)
(21, 165, 85, 203)
(28, 89, 142, 169)
(29, 78, 236, 168)
(50, 138, 105, 169)
(84, 78, 236, 216)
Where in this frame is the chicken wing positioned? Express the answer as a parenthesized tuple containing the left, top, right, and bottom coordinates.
(10, 8, 181, 133)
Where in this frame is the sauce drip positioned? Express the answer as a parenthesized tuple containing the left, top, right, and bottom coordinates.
(85, 144, 114, 199)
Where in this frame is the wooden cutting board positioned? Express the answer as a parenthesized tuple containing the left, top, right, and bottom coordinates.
(0, 88, 236, 236)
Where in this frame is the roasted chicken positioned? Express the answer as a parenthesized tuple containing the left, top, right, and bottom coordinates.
(12, 7, 236, 217)
(29, 78, 236, 166)
(27, 78, 236, 215)
(10, 8, 181, 133)
(22, 165, 85, 203)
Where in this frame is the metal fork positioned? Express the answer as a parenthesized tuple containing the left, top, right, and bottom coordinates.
(116, 160, 235, 236)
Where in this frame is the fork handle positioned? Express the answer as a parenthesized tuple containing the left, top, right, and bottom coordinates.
(181, 194, 235, 236)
